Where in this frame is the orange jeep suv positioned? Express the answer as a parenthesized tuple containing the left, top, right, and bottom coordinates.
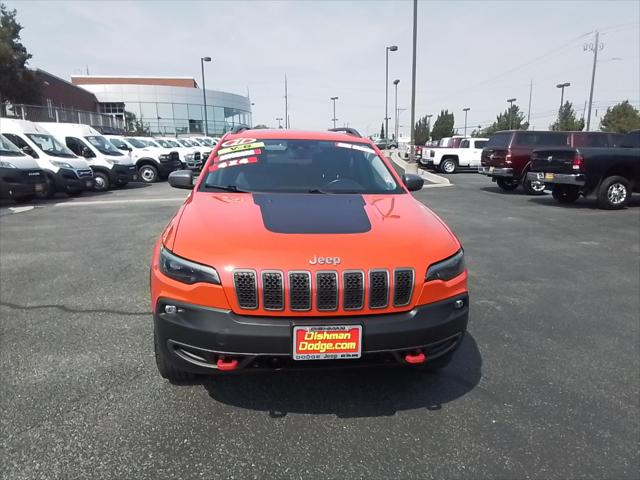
(150, 129, 468, 381)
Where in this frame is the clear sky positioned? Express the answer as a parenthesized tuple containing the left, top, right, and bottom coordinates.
(8, 0, 640, 136)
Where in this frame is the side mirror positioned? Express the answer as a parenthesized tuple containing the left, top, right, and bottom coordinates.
(402, 173, 424, 192)
(168, 169, 194, 189)
(81, 146, 94, 158)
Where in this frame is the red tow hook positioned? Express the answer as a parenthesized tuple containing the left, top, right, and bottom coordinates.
(404, 351, 427, 364)
(216, 357, 239, 371)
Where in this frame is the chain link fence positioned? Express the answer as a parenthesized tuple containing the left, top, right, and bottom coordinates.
(1, 103, 124, 130)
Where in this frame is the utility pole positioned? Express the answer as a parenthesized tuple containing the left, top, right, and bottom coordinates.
(284, 75, 289, 129)
(463, 107, 470, 137)
(385, 45, 398, 141)
(586, 31, 602, 131)
(409, 0, 417, 170)
(330, 96, 338, 129)
(507, 98, 517, 129)
(527, 80, 533, 125)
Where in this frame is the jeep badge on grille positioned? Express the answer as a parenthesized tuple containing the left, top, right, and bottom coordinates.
(309, 255, 341, 265)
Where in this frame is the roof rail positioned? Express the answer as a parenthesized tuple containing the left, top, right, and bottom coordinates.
(328, 127, 362, 137)
(228, 124, 251, 134)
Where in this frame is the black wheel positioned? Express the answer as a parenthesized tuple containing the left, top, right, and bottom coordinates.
(597, 176, 631, 210)
(523, 175, 546, 195)
(93, 171, 110, 191)
(139, 164, 159, 183)
(440, 158, 457, 174)
(154, 328, 195, 383)
(67, 189, 83, 197)
(36, 175, 55, 199)
(552, 185, 580, 204)
(14, 194, 35, 204)
(496, 178, 519, 191)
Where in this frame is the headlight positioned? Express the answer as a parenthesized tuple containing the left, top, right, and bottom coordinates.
(426, 249, 465, 282)
(159, 154, 170, 161)
(185, 153, 195, 161)
(51, 161, 73, 168)
(0, 161, 17, 169)
(159, 247, 220, 285)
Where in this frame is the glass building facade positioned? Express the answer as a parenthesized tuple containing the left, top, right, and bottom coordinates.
(77, 82, 251, 136)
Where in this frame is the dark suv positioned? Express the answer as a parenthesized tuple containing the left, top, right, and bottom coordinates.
(479, 130, 623, 194)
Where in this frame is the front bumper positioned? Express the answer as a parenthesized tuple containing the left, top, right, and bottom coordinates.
(526, 171, 585, 186)
(53, 168, 94, 191)
(0, 169, 46, 199)
(154, 293, 469, 373)
(110, 164, 138, 183)
(478, 166, 515, 177)
(158, 159, 183, 177)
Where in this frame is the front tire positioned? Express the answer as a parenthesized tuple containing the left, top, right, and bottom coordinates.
(523, 176, 546, 195)
(36, 175, 55, 199)
(552, 185, 580, 204)
(139, 164, 159, 183)
(496, 178, 519, 191)
(597, 176, 631, 210)
(440, 158, 457, 174)
(154, 328, 195, 383)
(93, 171, 110, 191)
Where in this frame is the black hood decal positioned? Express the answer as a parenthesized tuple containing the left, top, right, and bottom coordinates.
(252, 193, 371, 234)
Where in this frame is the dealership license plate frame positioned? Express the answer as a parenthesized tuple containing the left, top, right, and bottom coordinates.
(292, 325, 362, 361)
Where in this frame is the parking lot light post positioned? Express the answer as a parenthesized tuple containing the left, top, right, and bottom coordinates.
(200, 57, 212, 136)
(385, 45, 398, 140)
(330, 96, 339, 129)
(507, 98, 517, 129)
(463, 107, 470, 137)
(276, 117, 283, 129)
(556, 82, 570, 111)
(393, 79, 400, 141)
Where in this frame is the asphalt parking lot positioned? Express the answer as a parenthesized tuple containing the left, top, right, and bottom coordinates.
(1, 172, 638, 479)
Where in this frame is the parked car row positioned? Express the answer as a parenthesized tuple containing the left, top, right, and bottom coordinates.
(0, 118, 218, 202)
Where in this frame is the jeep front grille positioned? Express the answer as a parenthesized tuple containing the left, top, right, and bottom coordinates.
(232, 268, 414, 313)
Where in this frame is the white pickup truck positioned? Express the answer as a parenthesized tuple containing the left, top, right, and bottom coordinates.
(419, 137, 489, 173)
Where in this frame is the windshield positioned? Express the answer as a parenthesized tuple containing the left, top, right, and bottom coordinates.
(198, 138, 214, 146)
(126, 138, 147, 148)
(155, 139, 171, 148)
(178, 139, 191, 147)
(166, 140, 180, 148)
(85, 135, 123, 156)
(26, 134, 76, 157)
(108, 137, 129, 150)
(200, 139, 403, 194)
(0, 134, 25, 156)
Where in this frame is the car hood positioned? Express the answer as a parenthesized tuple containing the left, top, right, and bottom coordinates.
(0, 153, 40, 169)
(169, 192, 460, 280)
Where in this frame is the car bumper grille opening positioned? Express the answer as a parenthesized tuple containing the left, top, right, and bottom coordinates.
(393, 268, 414, 307)
(234, 270, 258, 309)
(316, 271, 338, 311)
(262, 271, 284, 310)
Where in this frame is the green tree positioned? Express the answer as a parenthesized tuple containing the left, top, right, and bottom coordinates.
(550, 101, 585, 131)
(480, 105, 529, 136)
(414, 115, 431, 145)
(380, 122, 385, 139)
(430, 110, 454, 141)
(0, 3, 41, 108)
(599, 101, 640, 133)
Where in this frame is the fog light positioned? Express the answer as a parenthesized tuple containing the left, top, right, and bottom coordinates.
(453, 299, 464, 309)
(164, 304, 177, 314)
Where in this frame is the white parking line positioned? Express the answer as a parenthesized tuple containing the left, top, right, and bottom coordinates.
(53, 198, 187, 207)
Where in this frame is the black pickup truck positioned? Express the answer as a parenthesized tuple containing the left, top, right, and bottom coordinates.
(527, 130, 640, 209)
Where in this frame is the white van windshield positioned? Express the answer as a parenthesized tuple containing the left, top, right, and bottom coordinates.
(0, 134, 25, 156)
(85, 136, 123, 156)
(27, 134, 76, 158)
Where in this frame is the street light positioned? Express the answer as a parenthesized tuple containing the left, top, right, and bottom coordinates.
(463, 107, 470, 137)
(556, 82, 570, 110)
(200, 56, 212, 135)
(393, 79, 400, 141)
(385, 45, 398, 140)
(507, 98, 517, 129)
(276, 117, 283, 128)
(330, 96, 339, 129)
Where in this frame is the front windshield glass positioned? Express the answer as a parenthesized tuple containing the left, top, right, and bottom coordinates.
(126, 138, 147, 148)
(85, 135, 123, 156)
(141, 139, 160, 147)
(166, 140, 180, 148)
(0, 134, 25, 156)
(108, 137, 129, 150)
(198, 138, 213, 146)
(200, 139, 402, 194)
(155, 139, 171, 148)
(26, 134, 76, 157)
(178, 139, 191, 147)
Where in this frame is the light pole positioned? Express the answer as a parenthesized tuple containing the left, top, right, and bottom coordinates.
(507, 98, 517, 129)
(393, 79, 400, 141)
(463, 107, 470, 137)
(200, 56, 211, 135)
(556, 82, 570, 111)
(330, 96, 338, 129)
(276, 117, 283, 129)
(385, 45, 398, 140)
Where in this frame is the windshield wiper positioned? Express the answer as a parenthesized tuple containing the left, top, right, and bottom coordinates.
(307, 189, 330, 194)
(207, 184, 250, 193)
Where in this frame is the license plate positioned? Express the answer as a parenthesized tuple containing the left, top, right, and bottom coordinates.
(545, 173, 554, 181)
(489, 166, 495, 173)
(34, 184, 44, 192)
(293, 325, 362, 361)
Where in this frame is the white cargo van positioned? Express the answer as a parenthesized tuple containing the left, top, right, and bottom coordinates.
(1, 119, 94, 197)
(38, 123, 137, 191)
(153, 137, 202, 170)
(0, 134, 47, 202)
(105, 135, 181, 183)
